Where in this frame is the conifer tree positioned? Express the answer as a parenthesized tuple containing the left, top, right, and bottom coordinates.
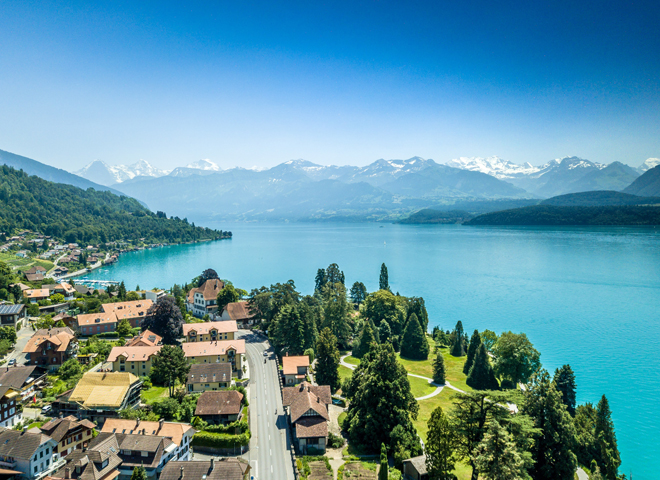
(118, 281, 127, 300)
(450, 320, 466, 357)
(466, 343, 499, 390)
(463, 330, 481, 375)
(425, 406, 456, 479)
(353, 321, 377, 359)
(130, 467, 147, 480)
(378, 443, 388, 480)
(349, 281, 367, 307)
(400, 313, 429, 360)
(553, 364, 577, 416)
(473, 420, 526, 480)
(315, 327, 341, 393)
(379, 319, 392, 343)
(432, 350, 446, 384)
(315, 268, 326, 291)
(379, 263, 389, 291)
(594, 395, 621, 480)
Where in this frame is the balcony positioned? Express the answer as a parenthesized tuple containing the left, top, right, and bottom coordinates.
(0, 459, 17, 468)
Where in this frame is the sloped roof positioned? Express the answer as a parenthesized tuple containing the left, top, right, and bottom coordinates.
(195, 391, 243, 416)
(281, 355, 310, 375)
(68, 372, 140, 408)
(107, 346, 161, 363)
(23, 328, 76, 354)
(223, 301, 254, 321)
(160, 459, 249, 480)
(101, 419, 194, 447)
(182, 339, 245, 358)
(77, 312, 118, 326)
(25, 288, 49, 298)
(187, 363, 232, 385)
(183, 320, 237, 336)
(25, 273, 44, 282)
(282, 382, 331, 423)
(0, 304, 24, 315)
(0, 365, 43, 390)
(101, 300, 153, 321)
(0, 427, 55, 460)
(52, 433, 122, 480)
(187, 279, 225, 303)
(294, 416, 328, 438)
(403, 455, 428, 475)
(125, 329, 161, 347)
(39, 415, 96, 443)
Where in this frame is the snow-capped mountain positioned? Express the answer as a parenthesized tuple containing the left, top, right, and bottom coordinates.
(445, 156, 539, 179)
(639, 158, 660, 173)
(186, 159, 221, 171)
(75, 159, 169, 185)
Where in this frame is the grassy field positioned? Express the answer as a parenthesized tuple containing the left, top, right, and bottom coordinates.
(338, 365, 353, 382)
(343, 355, 360, 366)
(0, 252, 54, 272)
(141, 386, 168, 404)
(407, 375, 436, 398)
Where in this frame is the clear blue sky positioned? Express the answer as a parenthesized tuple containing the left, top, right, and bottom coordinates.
(1, 0, 659, 170)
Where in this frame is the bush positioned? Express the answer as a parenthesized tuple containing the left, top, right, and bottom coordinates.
(191, 431, 250, 448)
(203, 420, 249, 434)
(328, 432, 345, 448)
(152, 397, 180, 420)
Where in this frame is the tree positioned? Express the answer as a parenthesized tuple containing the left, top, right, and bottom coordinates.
(492, 332, 541, 387)
(130, 466, 148, 480)
(425, 406, 456, 479)
(0, 326, 17, 344)
(432, 350, 446, 384)
(463, 330, 481, 375)
(50, 293, 65, 303)
(481, 330, 498, 352)
(58, 358, 83, 381)
(450, 321, 466, 357)
(594, 395, 621, 480)
(314, 269, 326, 292)
(270, 304, 305, 355)
(315, 328, 341, 393)
(116, 318, 133, 337)
(118, 281, 127, 300)
(378, 320, 391, 343)
(217, 283, 239, 313)
(198, 268, 219, 286)
(553, 365, 577, 416)
(353, 321, 377, 359)
(406, 297, 429, 335)
(523, 371, 577, 480)
(379, 263, 389, 291)
(320, 283, 352, 349)
(343, 343, 419, 454)
(473, 420, 526, 480)
(362, 289, 406, 336)
(466, 343, 499, 390)
(573, 403, 598, 468)
(142, 296, 184, 345)
(400, 313, 429, 360)
(349, 281, 367, 307)
(126, 291, 140, 301)
(378, 443, 388, 480)
(325, 263, 345, 285)
(150, 345, 191, 397)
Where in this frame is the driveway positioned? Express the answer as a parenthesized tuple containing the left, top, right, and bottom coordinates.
(4, 325, 34, 365)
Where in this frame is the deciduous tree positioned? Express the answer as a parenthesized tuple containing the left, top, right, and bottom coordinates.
(217, 283, 240, 313)
(116, 318, 133, 337)
(349, 281, 367, 307)
(130, 466, 147, 480)
(198, 269, 219, 286)
(492, 332, 541, 387)
(150, 345, 191, 397)
(142, 296, 184, 345)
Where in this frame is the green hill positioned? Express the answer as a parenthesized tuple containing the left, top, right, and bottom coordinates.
(0, 165, 230, 244)
(541, 191, 660, 207)
(623, 165, 660, 196)
(397, 209, 474, 224)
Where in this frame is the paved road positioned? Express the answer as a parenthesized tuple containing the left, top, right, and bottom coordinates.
(4, 325, 35, 365)
(239, 330, 295, 480)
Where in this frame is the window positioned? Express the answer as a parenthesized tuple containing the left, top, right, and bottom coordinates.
(40, 451, 43, 458)
(34, 466, 38, 473)
(46, 448, 49, 455)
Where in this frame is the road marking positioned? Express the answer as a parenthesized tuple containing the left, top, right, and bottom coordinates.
(270, 449, 272, 456)
(271, 466, 273, 473)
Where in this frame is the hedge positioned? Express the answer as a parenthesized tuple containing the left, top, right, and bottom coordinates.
(204, 420, 249, 434)
(191, 431, 250, 448)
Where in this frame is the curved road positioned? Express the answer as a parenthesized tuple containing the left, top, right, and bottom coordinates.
(239, 330, 295, 480)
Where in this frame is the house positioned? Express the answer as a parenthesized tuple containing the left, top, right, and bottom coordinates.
(73, 285, 92, 296)
(218, 301, 255, 327)
(49, 431, 122, 480)
(186, 363, 233, 392)
(185, 279, 224, 318)
(75, 312, 118, 336)
(25, 266, 46, 275)
(52, 267, 69, 278)
(182, 320, 237, 342)
(181, 340, 245, 373)
(25, 273, 45, 282)
(101, 418, 195, 462)
(0, 365, 48, 403)
(53, 372, 142, 426)
(125, 330, 161, 347)
(107, 346, 162, 376)
(281, 355, 310, 385)
(282, 382, 331, 454)
(194, 391, 244, 425)
(23, 328, 78, 371)
(159, 459, 251, 480)
(141, 290, 166, 302)
(46, 284, 76, 301)
(100, 300, 154, 328)
(0, 304, 26, 329)
(35, 415, 96, 457)
(52, 313, 77, 330)
(0, 427, 60, 480)
(0, 386, 21, 428)
(402, 455, 429, 480)
(24, 289, 51, 304)
(15, 251, 28, 258)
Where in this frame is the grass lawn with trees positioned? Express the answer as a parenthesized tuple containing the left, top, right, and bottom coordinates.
(343, 355, 360, 366)
(141, 386, 169, 404)
(407, 375, 436, 398)
(338, 365, 353, 382)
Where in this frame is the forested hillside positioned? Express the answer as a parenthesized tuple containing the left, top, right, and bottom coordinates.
(0, 166, 229, 244)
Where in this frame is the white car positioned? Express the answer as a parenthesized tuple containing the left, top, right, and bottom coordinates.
(41, 405, 52, 415)
(263, 351, 268, 356)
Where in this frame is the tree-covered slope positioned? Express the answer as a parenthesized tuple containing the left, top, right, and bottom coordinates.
(541, 191, 660, 207)
(0, 165, 229, 244)
(623, 165, 660, 196)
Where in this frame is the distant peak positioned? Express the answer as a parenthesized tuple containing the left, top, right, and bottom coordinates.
(186, 159, 221, 171)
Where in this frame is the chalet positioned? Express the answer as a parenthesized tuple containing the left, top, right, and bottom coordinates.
(194, 391, 244, 425)
(0, 427, 60, 479)
(181, 340, 245, 373)
(107, 346, 162, 376)
(0, 385, 21, 428)
(101, 300, 153, 328)
(402, 455, 429, 480)
(24, 289, 50, 303)
(25, 266, 46, 275)
(185, 279, 224, 318)
(125, 329, 161, 347)
(46, 283, 76, 301)
(0, 365, 47, 402)
(186, 363, 233, 392)
(23, 328, 78, 371)
(35, 415, 96, 457)
(160, 459, 251, 480)
(76, 312, 118, 336)
(0, 304, 26, 329)
(219, 301, 255, 327)
(182, 320, 237, 342)
(281, 355, 310, 385)
(50, 432, 122, 480)
(25, 273, 45, 282)
(282, 382, 331, 454)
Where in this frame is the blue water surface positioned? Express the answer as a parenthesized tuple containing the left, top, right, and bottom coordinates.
(84, 223, 660, 478)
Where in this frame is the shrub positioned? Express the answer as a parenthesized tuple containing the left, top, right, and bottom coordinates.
(328, 432, 345, 448)
(203, 420, 249, 434)
(191, 431, 250, 448)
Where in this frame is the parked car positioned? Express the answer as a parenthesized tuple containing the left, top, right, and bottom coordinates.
(8, 359, 16, 366)
(41, 405, 52, 415)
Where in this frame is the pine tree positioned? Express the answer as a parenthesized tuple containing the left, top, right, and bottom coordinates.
(314, 268, 326, 291)
(432, 350, 446, 384)
(594, 395, 621, 480)
(315, 327, 341, 393)
(425, 406, 456, 479)
(400, 313, 429, 360)
(378, 443, 388, 480)
(450, 320, 466, 357)
(464, 330, 481, 375)
(118, 281, 127, 300)
(467, 343, 499, 390)
(379, 319, 392, 343)
(130, 467, 147, 480)
(353, 321, 377, 359)
(553, 364, 577, 416)
(473, 420, 526, 480)
(379, 263, 389, 291)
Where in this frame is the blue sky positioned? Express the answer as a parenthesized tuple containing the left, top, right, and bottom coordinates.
(1, 0, 659, 170)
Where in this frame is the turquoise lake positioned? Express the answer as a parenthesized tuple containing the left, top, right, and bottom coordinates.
(84, 223, 660, 478)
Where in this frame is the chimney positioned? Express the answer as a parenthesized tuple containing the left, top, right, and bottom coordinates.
(142, 428, 146, 435)
(136, 418, 141, 428)
(159, 419, 164, 431)
(64, 468, 70, 479)
(180, 466, 184, 480)
(209, 459, 215, 472)
(59, 412, 64, 419)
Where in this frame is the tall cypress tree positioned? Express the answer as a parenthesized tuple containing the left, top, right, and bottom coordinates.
(450, 320, 466, 357)
(466, 343, 499, 390)
(400, 313, 429, 360)
(594, 395, 621, 480)
(463, 330, 481, 375)
(553, 364, 577, 416)
(378, 443, 388, 480)
(353, 321, 377, 359)
(432, 350, 446, 384)
(379, 263, 389, 291)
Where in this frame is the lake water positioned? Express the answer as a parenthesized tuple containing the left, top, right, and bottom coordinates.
(84, 223, 660, 478)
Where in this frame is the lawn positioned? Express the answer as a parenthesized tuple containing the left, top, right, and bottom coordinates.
(141, 386, 168, 404)
(338, 365, 353, 382)
(407, 375, 435, 398)
(0, 253, 54, 271)
(343, 356, 360, 366)
(397, 346, 473, 393)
